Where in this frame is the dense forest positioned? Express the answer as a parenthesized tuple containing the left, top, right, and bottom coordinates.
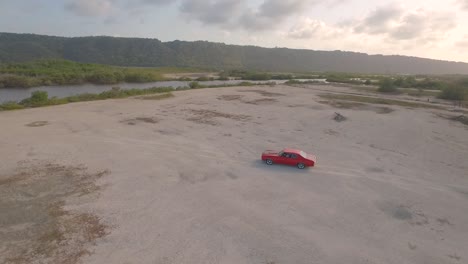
(2, 32, 468, 75)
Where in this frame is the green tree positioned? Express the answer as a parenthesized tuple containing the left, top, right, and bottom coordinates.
(378, 79, 397, 93)
(439, 85, 467, 101)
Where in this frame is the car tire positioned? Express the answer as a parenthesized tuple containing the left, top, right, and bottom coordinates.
(297, 163, 305, 169)
(266, 159, 273, 165)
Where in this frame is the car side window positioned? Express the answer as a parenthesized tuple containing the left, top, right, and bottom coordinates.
(282, 152, 289, 158)
(291, 154, 298, 159)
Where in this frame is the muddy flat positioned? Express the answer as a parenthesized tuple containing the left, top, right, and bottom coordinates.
(1, 84, 467, 264)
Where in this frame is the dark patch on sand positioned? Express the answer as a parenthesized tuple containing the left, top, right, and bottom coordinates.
(26, 121, 49, 127)
(0, 162, 110, 264)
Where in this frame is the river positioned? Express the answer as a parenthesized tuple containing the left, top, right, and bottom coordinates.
(0, 79, 326, 104)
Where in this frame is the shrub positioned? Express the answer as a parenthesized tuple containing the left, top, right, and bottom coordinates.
(378, 79, 398, 93)
(20, 91, 49, 107)
(438, 85, 467, 101)
(0, 101, 25, 111)
(189, 81, 200, 89)
(196, 76, 211, 81)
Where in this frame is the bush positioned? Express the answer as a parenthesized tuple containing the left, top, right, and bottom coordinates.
(20, 91, 49, 107)
(189, 81, 200, 89)
(438, 85, 467, 101)
(378, 79, 398, 93)
(196, 76, 211, 81)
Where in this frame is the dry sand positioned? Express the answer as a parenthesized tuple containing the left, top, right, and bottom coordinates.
(1, 84, 467, 264)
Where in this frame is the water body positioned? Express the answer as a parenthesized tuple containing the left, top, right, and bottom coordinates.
(0, 79, 326, 104)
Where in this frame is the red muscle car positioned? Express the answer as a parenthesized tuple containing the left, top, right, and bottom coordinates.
(261, 148, 316, 169)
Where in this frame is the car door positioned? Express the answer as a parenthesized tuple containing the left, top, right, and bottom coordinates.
(288, 153, 299, 166)
(278, 152, 290, 165)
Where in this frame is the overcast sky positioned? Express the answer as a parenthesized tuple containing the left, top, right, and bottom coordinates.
(1, 0, 467, 62)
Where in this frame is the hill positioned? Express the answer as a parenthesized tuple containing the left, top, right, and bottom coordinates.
(1, 32, 468, 74)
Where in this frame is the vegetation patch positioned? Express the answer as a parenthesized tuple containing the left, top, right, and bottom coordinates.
(245, 98, 278, 105)
(0, 87, 175, 112)
(238, 89, 285, 97)
(318, 94, 443, 109)
(0, 162, 110, 264)
(186, 109, 251, 126)
(318, 99, 395, 114)
(136, 92, 174, 100)
(217, 95, 244, 101)
(0, 60, 202, 88)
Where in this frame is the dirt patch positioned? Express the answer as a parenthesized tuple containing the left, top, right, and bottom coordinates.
(375, 107, 394, 114)
(434, 113, 468, 126)
(334, 112, 347, 122)
(26, 121, 49, 127)
(186, 109, 251, 126)
(122, 117, 159, 125)
(451, 115, 468, 126)
(448, 253, 462, 261)
(325, 129, 339, 136)
(245, 98, 278, 105)
(217, 95, 244, 101)
(318, 100, 394, 114)
(318, 94, 443, 110)
(0, 162, 109, 264)
(378, 203, 413, 221)
(239, 90, 285, 97)
(378, 202, 431, 226)
(319, 100, 365, 109)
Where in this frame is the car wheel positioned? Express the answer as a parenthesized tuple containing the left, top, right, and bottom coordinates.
(297, 163, 305, 169)
(266, 159, 273, 165)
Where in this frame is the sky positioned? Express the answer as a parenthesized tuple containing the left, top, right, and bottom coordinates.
(1, 0, 467, 62)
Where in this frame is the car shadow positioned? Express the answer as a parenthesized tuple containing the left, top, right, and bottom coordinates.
(251, 160, 311, 174)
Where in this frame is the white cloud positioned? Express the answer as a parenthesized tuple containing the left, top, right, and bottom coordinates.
(459, 0, 468, 10)
(65, 0, 114, 17)
(288, 17, 341, 39)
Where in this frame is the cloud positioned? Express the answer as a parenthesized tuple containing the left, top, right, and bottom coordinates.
(139, 0, 174, 4)
(65, 0, 114, 17)
(258, 0, 312, 18)
(459, 0, 468, 10)
(180, 0, 244, 26)
(238, 0, 316, 31)
(179, 0, 323, 31)
(352, 4, 456, 41)
(288, 17, 340, 39)
(354, 5, 402, 34)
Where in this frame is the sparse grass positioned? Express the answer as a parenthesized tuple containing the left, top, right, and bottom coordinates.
(122, 117, 159, 125)
(318, 94, 443, 109)
(318, 100, 366, 109)
(245, 98, 278, 105)
(238, 89, 285, 97)
(187, 109, 251, 125)
(1, 163, 110, 264)
(136, 92, 174, 100)
(217, 95, 244, 101)
(0, 101, 25, 110)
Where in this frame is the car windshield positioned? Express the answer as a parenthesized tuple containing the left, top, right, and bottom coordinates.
(300, 151, 307, 157)
(278, 151, 284, 156)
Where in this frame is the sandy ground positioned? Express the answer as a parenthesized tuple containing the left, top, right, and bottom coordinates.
(1, 84, 467, 264)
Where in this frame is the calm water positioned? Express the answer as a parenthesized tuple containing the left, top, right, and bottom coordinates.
(0, 79, 326, 104)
